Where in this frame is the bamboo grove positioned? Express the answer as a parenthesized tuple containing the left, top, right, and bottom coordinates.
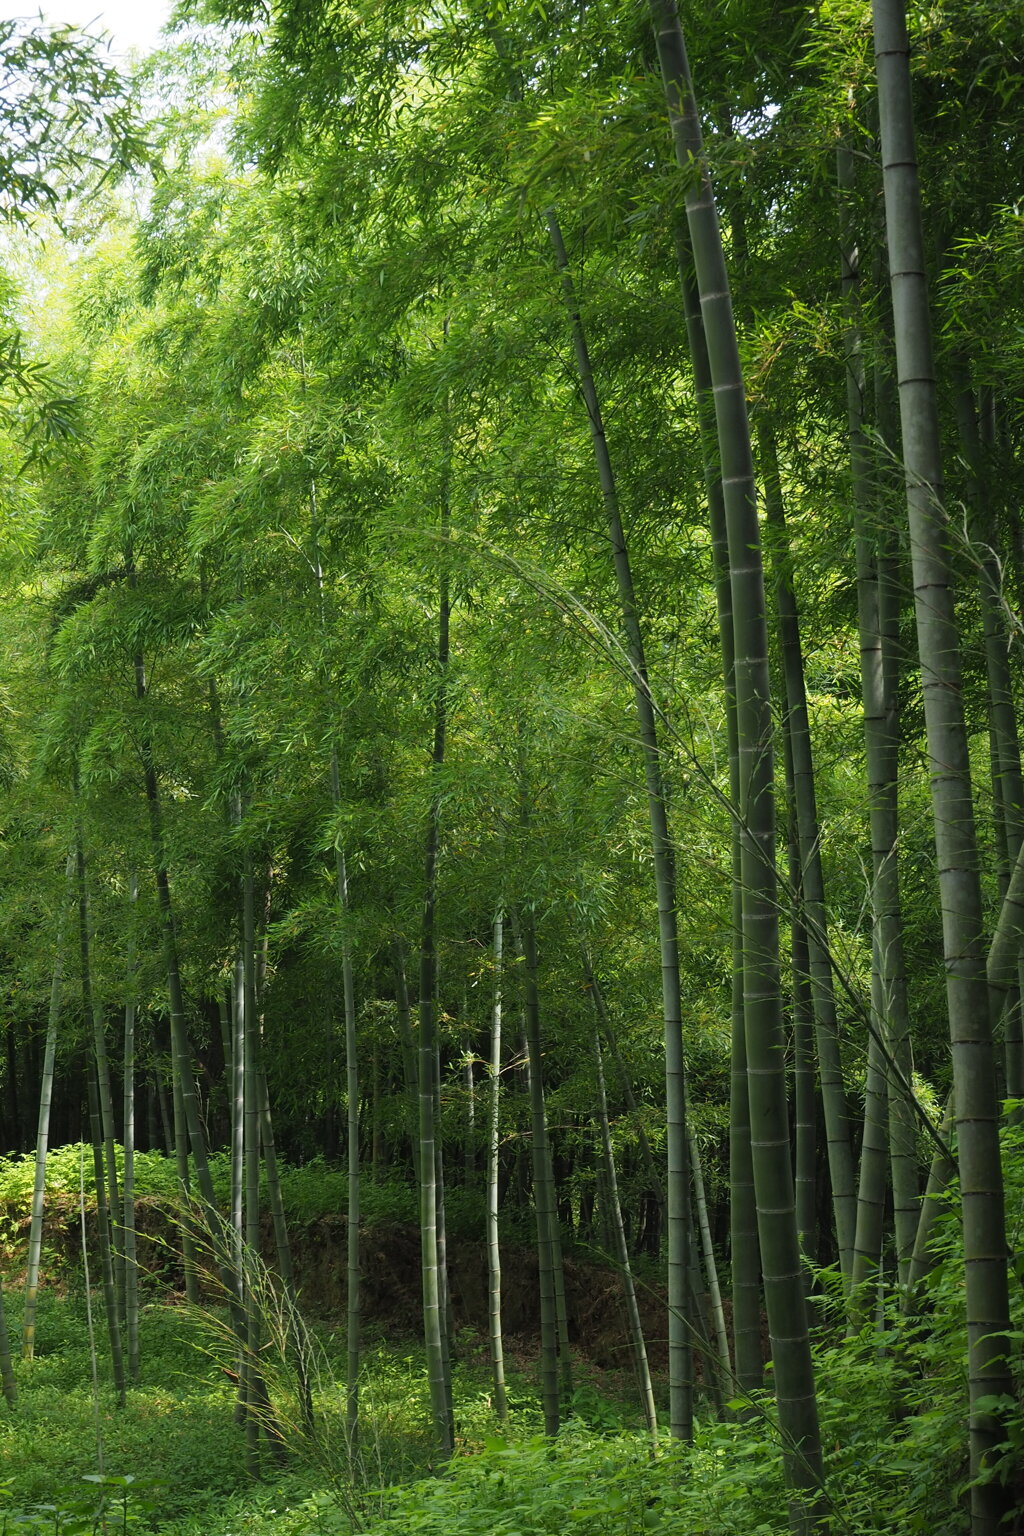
(0, 1, 1023, 1532)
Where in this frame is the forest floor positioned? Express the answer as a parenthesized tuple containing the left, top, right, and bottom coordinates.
(0, 1150, 993, 1533)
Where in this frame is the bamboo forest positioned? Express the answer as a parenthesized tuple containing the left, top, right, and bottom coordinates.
(0, 0, 1022, 1532)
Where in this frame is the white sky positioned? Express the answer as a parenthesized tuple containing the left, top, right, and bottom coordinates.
(0, 0, 176, 59)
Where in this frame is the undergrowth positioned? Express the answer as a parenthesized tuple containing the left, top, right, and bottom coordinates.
(0, 1121, 1021, 1535)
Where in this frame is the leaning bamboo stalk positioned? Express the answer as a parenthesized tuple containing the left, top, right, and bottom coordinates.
(688, 1127, 731, 1385)
(760, 418, 857, 1282)
(593, 1028, 658, 1448)
(547, 209, 691, 1437)
(671, 229, 761, 1394)
(650, 0, 825, 1510)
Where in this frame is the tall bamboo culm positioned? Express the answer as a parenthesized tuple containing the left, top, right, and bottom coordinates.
(871, 2, 1013, 1527)
(649, 0, 825, 1516)
(672, 235, 761, 1393)
(837, 143, 918, 1288)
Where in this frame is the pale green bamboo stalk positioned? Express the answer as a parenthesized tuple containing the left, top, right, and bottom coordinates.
(513, 904, 561, 1438)
(85, 1066, 125, 1407)
(123, 872, 140, 1385)
(583, 959, 664, 1210)
(872, 3, 1013, 1523)
(23, 850, 75, 1362)
(486, 911, 508, 1425)
(231, 954, 244, 1273)
(170, 1056, 199, 1305)
(418, 519, 455, 1457)
(593, 1029, 658, 1448)
(687, 1126, 731, 1386)
(242, 847, 261, 1476)
(76, 831, 124, 1326)
(76, 842, 125, 1408)
(849, 974, 890, 1328)
(330, 750, 361, 1448)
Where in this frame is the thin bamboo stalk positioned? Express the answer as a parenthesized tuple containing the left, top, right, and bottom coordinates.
(123, 872, 140, 1385)
(547, 209, 691, 1437)
(23, 851, 75, 1361)
(486, 912, 508, 1425)
(513, 904, 561, 1437)
(593, 1029, 658, 1448)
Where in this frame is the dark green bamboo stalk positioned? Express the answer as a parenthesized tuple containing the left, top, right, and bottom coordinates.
(673, 229, 762, 1396)
(910, 834, 1024, 1286)
(23, 851, 75, 1362)
(649, 0, 824, 1510)
(791, 918, 816, 1264)
(547, 208, 691, 1437)
(954, 368, 1024, 1103)
(838, 142, 918, 1288)
(871, 3, 1013, 1522)
(760, 417, 857, 1281)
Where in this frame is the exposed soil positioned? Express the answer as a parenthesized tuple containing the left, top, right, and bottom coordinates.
(4, 1198, 717, 1378)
